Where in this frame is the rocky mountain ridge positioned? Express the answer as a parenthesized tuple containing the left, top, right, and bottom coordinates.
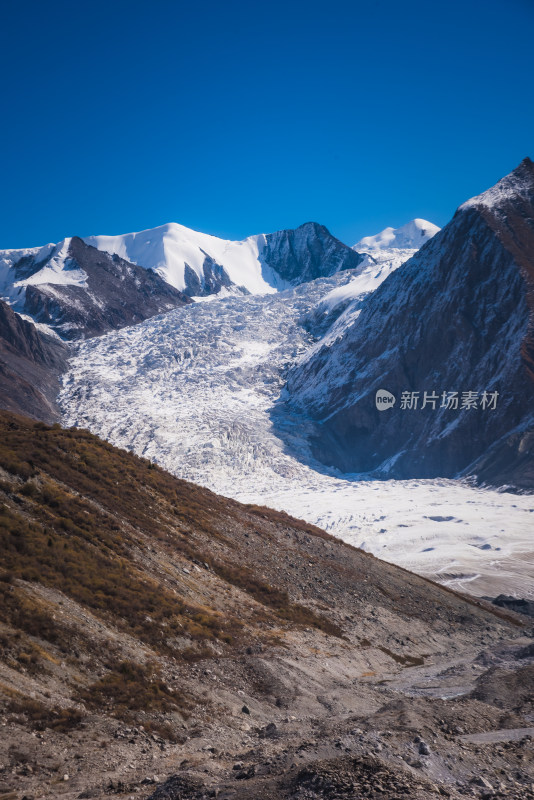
(285, 158, 534, 488)
(0, 222, 364, 339)
(1, 236, 191, 340)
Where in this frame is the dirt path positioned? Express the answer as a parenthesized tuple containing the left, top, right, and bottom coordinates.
(461, 726, 534, 744)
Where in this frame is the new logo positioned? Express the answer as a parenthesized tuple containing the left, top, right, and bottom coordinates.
(375, 389, 396, 411)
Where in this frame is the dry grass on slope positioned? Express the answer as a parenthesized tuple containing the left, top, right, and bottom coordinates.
(0, 412, 345, 664)
(0, 412, 522, 744)
(0, 412, 530, 800)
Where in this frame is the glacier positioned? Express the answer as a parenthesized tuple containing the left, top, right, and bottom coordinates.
(59, 247, 534, 601)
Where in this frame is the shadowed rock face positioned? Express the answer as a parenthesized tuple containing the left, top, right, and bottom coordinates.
(492, 595, 534, 619)
(472, 159, 534, 383)
(0, 299, 67, 422)
(183, 254, 235, 296)
(262, 222, 364, 285)
(285, 159, 534, 488)
(12, 237, 192, 340)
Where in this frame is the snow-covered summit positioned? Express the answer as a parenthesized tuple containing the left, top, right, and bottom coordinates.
(459, 157, 534, 213)
(0, 236, 190, 340)
(85, 222, 274, 295)
(85, 221, 363, 297)
(353, 219, 440, 254)
(0, 239, 86, 312)
(286, 160, 534, 490)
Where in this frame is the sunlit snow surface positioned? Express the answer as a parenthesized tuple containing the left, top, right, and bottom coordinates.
(59, 267, 534, 600)
(85, 223, 279, 294)
(353, 218, 440, 252)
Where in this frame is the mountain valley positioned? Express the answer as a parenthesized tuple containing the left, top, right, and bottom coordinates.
(0, 161, 533, 800)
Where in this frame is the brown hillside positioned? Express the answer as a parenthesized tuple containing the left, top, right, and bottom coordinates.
(0, 411, 532, 800)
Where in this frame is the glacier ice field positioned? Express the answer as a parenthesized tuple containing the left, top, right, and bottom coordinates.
(59, 265, 534, 600)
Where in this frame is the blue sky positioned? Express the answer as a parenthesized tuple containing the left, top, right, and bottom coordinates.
(1, 0, 533, 249)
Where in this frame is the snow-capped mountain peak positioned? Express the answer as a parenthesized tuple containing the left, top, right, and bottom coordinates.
(459, 156, 534, 213)
(286, 159, 534, 489)
(0, 221, 362, 338)
(85, 220, 363, 297)
(85, 223, 272, 296)
(353, 218, 440, 253)
(17, 238, 88, 289)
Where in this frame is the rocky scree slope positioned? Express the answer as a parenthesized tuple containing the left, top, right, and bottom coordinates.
(0, 412, 532, 799)
(286, 158, 534, 488)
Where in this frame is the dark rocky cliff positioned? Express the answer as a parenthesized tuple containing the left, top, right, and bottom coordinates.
(262, 222, 364, 285)
(285, 159, 534, 488)
(0, 299, 67, 422)
(12, 237, 191, 340)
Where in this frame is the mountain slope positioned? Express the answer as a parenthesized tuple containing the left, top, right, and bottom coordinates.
(1, 237, 191, 340)
(85, 221, 364, 295)
(0, 299, 67, 421)
(285, 158, 534, 487)
(0, 412, 531, 800)
(301, 222, 441, 343)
